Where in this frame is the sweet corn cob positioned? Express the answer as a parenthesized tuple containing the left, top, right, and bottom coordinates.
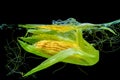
(38, 25, 75, 32)
(34, 40, 77, 55)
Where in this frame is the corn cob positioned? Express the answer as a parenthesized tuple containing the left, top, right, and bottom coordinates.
(38, 25, 75, 32)
(34, 40, 78, 55)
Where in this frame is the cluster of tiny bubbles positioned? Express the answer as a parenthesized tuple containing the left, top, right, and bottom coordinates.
(52, 18, 81, 25)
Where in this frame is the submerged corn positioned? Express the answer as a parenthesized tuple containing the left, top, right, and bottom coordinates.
(34, 40, 78, 55)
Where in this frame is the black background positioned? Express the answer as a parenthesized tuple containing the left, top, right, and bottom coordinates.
(0, 15, 120, 80)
